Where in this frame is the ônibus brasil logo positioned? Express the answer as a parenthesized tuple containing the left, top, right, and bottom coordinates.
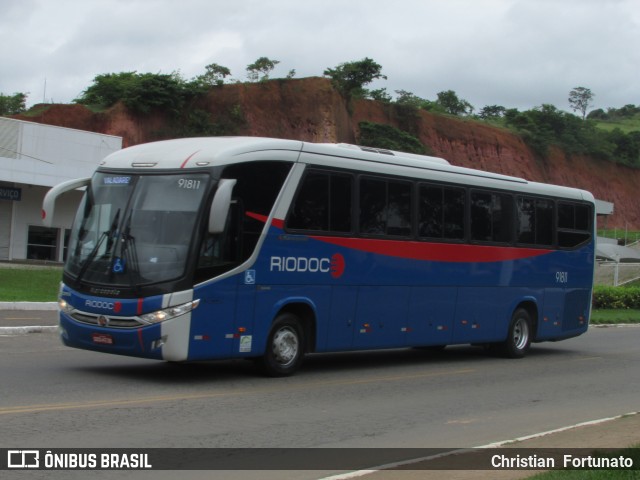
(270, 253, 345, 278)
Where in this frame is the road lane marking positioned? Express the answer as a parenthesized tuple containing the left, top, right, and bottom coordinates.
(4, 317, 42, 321)
(0, 368, 475, 416)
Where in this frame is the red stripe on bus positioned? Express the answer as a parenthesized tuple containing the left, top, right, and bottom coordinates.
(245, 212, 551, 263)
(137, 329, 145, 352)
(179, 150, 200, 168)
(310, 235, 551, 263)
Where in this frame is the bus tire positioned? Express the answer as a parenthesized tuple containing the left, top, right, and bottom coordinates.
(259, 313, 305, 377)
(501, 308, 532, 358)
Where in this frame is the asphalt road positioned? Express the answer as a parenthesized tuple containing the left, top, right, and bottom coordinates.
(1, 323, 639, 479)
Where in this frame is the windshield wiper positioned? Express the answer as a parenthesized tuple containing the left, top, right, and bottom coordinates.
(75, 208, 120, 284)
(117, 213, 140, 288)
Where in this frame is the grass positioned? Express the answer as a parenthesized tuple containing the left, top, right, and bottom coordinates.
(597, 229, 640, 244)
(590, 309, 640, 324)
(527, 445, 640, 479)
(0, 265, 61, 302)
(593, 114, 640, 134)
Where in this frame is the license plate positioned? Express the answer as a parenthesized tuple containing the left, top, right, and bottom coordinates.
(92, 333, 114, 345)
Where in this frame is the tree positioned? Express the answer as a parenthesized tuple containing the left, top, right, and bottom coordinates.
(246, 57, 280, 82)
(323, 57, 386, 101)
(568, 86, 594, 120)
(196, 63, 231, 87)
(0, 92, 27, 115)
(479, 105, 506, 119)
(394, 90, 428, 109)
(435, 90, 473, 116)
(367, 88, 392, 103)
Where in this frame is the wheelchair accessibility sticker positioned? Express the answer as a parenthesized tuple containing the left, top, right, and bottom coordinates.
(112, 257, 126, 274)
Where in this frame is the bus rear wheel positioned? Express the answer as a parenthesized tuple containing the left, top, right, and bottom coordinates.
(501, 308, 532, 358)
(259, 313, 305, 377)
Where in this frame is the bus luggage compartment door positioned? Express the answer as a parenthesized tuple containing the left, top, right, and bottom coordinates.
(353, 286, 409, 349)
(406, 287, 456, 347)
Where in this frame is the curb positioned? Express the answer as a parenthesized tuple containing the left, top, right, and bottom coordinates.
(0, 326, 58, 335)
(0, 302, 58, 335)
(0, 302, 58, 311)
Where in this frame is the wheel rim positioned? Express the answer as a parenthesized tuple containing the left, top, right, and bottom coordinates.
(271, 326, 299, 367)
(512, 317, 530, 350)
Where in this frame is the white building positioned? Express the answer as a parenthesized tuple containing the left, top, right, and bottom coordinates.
(0, 117, 122, 262)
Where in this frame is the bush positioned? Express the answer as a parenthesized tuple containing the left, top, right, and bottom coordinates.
(592, 286, 640, 309)
(358, 122, 426, 154)
(75, 71, 195, 114)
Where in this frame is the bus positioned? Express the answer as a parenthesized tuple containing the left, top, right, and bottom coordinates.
(42, 137, 595, 376)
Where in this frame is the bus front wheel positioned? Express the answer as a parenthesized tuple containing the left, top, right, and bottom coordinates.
(259, 313, 305, 377)
(501, 308, 532, 358)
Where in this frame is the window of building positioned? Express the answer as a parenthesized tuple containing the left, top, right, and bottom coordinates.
(27, 226, 58, 261)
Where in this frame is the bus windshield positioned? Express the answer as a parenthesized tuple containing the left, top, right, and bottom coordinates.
(65, 172, 210, 287)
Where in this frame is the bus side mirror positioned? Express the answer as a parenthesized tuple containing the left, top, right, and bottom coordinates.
(208, 179, 237, 234)
(42, 177, 91, 227)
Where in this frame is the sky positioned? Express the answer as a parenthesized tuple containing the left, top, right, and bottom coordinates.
(2, 0, 639, 113)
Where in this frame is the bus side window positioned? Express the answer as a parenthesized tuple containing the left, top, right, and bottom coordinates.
(471, 191, 513, 244)
(418, 183, 465, 241)
(287, 170, 353, 234)
(359, 176, 412, 237)
(516, 197, 553, 247)
(557, 202, 592, 248)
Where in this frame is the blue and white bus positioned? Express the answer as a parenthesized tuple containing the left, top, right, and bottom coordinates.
(43, 137, 595, 376)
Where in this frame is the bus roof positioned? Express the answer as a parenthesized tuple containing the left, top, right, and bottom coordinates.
(99, 136, 593, 203)
(100, 137, 304, 169)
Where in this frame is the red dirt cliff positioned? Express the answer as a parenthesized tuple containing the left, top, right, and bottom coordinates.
(16, 77, 637, 229)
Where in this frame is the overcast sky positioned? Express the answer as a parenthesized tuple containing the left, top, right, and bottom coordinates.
(2, 0, 639, 113)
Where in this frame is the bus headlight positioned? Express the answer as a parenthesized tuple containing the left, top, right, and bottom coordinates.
(139, 299, 200, 324)
(59, 298, 74, 314)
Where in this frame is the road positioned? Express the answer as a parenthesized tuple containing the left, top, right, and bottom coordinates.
(1, 320, 639, 479)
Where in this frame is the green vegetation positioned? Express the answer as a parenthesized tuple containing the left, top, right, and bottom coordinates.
(590, 309, 640, 324)
(592, 286, 640, 310)
(568, 86, 594, 120)
(0, 92, 27, 115)
(528, 445, 640, 479)
(358, 122, 427, 154)
(246, 57, 280, 82)
(502, 105, 640, 166)
(74, 71, 195, 114)
(0, 266, 61, 302)
(323, 57, 386, 102)
(4, 57, 639, 167)
(597, 228, 640, 242)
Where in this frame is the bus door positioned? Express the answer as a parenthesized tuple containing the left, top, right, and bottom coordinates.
(191, 192, 251, 360)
